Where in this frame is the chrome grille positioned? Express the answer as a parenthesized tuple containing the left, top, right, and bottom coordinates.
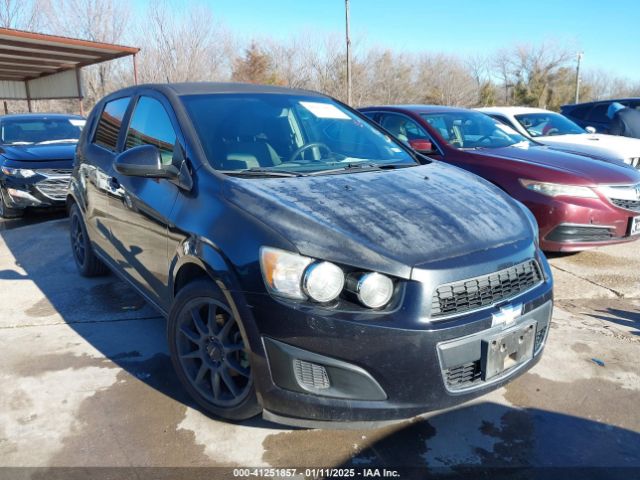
(35, 177, 70, 201)
(431, 260, 543, 318)
(36, 168, 73, 176)
(611, 198, 640, 212)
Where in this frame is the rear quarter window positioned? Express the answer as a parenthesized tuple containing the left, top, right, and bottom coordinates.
(93, 97, 131, 151)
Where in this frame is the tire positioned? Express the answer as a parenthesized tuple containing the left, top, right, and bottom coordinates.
(168, 278, 261, 421)
(69, 203, 109, 277)
(0, 187, 23, 219)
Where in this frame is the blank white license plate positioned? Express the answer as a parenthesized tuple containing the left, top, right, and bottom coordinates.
(631, 217, 640, 236)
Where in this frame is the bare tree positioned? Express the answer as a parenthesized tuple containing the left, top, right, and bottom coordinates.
(0, 0, 48, 30)
(139, 1, 234, 83)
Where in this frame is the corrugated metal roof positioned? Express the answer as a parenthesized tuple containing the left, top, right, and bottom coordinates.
(0, 27, 139, 101)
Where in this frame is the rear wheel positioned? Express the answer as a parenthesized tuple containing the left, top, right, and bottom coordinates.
(168, 279, 260, 421)
(69, 203, 109, 277)
(0, 188, 23, 219)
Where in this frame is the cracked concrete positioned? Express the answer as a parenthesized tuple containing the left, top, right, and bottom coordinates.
(0, 214, 638, 472)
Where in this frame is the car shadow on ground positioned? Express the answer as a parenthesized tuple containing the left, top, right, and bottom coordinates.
(587, 307, 640, 336)
(2, 217, 640, 473)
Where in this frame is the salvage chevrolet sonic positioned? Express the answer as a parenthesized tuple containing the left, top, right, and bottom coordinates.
(68, 83, 553, 427)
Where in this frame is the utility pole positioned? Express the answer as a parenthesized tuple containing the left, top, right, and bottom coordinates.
(345, 0, 352, 105)
(575, 52, 583, 104)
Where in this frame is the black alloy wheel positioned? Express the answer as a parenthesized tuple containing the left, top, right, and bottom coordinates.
(69, 203, 109, 277)
(168, 279, 260, 420)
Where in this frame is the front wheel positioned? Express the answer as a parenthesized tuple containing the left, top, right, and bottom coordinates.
(168, 279, 261, 421)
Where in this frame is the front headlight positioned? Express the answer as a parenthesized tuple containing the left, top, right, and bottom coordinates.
(302, 261, 345, 303)
(260, 247, 313, 299)
(519, 179, 598, 198)
(347, 272, 394, 309)
(1, 166, 37, 178)
(259, 247, 393, 308)
(260, 247, 345, 302)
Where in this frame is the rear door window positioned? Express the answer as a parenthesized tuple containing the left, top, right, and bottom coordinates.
(567, 104, 592, 120)
(587, 103, 610, 123)
(93, 97, 130, 151)
(379, 113, 430, 144)
(125, 96, 177, 166)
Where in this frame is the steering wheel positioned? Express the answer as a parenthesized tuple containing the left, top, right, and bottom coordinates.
(288, 143, 332, 163)
(543, 127, 559, 136)
(476, 135, 492, 143)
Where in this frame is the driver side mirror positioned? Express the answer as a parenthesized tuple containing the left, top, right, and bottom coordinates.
(114, 145, 179, 179)
(409, 138, 436, 154)
(585, 126, 596, 134)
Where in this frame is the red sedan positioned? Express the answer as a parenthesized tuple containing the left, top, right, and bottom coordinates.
(360, 105, 640, 252)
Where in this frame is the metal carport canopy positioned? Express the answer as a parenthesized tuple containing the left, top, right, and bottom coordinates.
(0, 27, 139, 111)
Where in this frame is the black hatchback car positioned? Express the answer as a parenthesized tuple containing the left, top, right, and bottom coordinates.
(68, 83, 553, 427)
(0, 113, 85, 218)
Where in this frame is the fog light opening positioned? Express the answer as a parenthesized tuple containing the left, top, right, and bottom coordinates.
(293, 359, 330, 390)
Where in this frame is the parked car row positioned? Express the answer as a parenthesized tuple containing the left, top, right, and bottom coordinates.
(2, 84, 639, 428)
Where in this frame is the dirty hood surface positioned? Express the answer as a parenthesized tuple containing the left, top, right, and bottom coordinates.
(0, 143, 76, 162)
(224, 163, 531, 279)
(484, 145, 640, 184)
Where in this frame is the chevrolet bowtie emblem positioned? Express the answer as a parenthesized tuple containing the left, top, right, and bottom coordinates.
(492, 303, 523, 327)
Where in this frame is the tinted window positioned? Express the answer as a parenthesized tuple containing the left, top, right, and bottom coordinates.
(0, 117, 84, 145)
(567, 104, 592, 120)
(93, 97, 130, 151)
(182, 93, 415, 175)
(587, 103, 610, 123)
(514, 112, 585, 137)
(379, 113, 430, 143)
(125, 96, 177, 165)
(421, 111, 530, 149)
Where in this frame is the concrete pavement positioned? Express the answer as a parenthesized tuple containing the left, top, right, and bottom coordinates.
(0, 214, 638, 473)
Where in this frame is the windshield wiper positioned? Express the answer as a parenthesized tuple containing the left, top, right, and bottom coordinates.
(306, 162, 413, 176)
(220, 167, 306, 178)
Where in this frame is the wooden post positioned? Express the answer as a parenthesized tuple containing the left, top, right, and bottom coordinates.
(3, 101, 7, 114)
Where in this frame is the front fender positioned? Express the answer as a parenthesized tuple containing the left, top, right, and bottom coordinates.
(168, 236, 264, 355)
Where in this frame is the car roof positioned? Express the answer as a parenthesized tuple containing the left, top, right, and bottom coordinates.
(361, 105, 473, 114)
(0, 112, 84, 120)
(477, 106, 553, 116)
(563, 98, 640, 109)
(109, 82, 326, 99)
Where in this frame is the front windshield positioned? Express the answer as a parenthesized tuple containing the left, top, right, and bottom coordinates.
(182, 93, 416, 175)
(420, 111, 532, 150)
(0, 117, 85, 145)
(514, 112, 586, 137)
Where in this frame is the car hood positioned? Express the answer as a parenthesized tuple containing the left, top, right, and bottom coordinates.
(539, 133, 640, 163)
(478, 145, 640, 184)
(0, 143, 77, 162)
(223, 163, 532, 279)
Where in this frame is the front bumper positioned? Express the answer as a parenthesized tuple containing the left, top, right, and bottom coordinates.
(523, 194, 640, 252)
(1, 170, 71, 210)
(238, 256, 553, 426)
